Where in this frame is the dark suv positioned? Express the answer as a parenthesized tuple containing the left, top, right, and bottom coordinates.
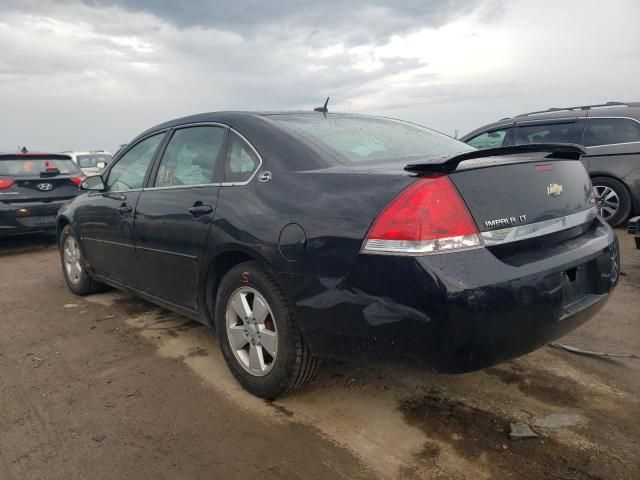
(461, 102, 640, 226)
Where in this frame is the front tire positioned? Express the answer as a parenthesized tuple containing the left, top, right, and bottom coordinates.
(59, 225, 103, 295)
(215, 261, 320, 399)
(592, 176, 632, 227)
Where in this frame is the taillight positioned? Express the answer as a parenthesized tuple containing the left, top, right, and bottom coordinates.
(70, 176, 85, 186)
(0, 179, 15, 190)
(362, 174, 483, 254)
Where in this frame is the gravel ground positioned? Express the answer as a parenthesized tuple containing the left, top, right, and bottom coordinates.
(1, 230, 638, 479)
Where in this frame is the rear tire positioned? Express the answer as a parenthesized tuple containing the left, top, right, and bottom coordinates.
(59, 225, 103, 295)
(592, 176, 631, 227)
(215, 261, 320, 399)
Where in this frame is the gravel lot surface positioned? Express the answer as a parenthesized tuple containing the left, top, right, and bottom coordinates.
(1, 231, 638, 479)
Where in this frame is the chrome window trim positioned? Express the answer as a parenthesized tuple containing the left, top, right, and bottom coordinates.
(143, 183, 222, 191)
(89, 188, 143, 196)
(481, 207, 598, 246)
(223, 127, 264, 186)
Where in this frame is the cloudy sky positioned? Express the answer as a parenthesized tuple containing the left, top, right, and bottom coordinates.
(1, 0, 638, 153)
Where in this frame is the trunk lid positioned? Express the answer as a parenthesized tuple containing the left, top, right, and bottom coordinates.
(448, 158, 595, 232)
(4, 176, 83, 203)
(0, 154, 84, 205)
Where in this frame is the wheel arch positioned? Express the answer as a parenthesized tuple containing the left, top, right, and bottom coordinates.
(56, 216, 71, 244)
(590, 173, 634, 224)
(589, 172, 633, 199)
(201, 247, 272, 328)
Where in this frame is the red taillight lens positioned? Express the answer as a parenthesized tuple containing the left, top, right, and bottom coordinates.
(362, 174, 482, 254)
(0, 179, 15, 190)
(70, 176, 85, 186)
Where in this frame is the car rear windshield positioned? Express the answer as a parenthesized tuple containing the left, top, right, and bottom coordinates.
(0, 157, 79, 176)
(270, 114, 473, 163)
(76, 153, 112, 168)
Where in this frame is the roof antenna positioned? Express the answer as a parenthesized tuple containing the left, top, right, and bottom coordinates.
(20, 146, 28, 154)
(314, 97, 330, 116)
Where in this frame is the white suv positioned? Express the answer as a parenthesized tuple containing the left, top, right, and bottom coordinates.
(62, 151, 112, 176)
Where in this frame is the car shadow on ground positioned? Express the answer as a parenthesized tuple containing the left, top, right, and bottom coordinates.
(0, 233, 57, 256)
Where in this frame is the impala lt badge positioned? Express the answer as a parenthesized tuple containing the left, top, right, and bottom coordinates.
(484, 214, 528, 228)
(547, 183, 563, 196)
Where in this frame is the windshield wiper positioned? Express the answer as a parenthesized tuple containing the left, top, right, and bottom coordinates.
(40, 168, 61, 177)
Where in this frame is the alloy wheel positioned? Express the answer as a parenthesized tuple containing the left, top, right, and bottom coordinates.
(594, 185, 620, 220)
(225, 287, 278, 376)
(63, 236, 83, 285)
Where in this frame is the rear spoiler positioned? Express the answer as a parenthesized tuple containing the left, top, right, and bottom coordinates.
(404, 143, 586, 174)
(0, 153, 72, 160)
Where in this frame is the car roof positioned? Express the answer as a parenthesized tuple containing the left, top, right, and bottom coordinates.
(129, 111, 358, 171)
(461, 102, 640, 140)
(143, 111, 382, 131)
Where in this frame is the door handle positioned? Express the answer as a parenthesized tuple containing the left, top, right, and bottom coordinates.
(188, 204, 213, 217)
(117, 205, 133, 216)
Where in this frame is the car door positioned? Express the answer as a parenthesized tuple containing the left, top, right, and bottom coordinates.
(134, 125, 228, 311)
(77, 132, 165, 286)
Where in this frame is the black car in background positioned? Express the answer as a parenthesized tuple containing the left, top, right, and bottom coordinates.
(57, 112, 618, 399)
(461, 102, 640, 227)
(629, 216, 640, 248)
(0, 153, 84, 238)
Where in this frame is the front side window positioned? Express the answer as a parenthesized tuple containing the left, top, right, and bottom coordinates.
(271, 114, 472, 164)
(106, 133, 164, 192)
(155, 126, 226, 187)
(583, 118, 640, 146)
(515, 121, 581, 145)
(466, 129, 509, 149)
(224, 132, 260, 183)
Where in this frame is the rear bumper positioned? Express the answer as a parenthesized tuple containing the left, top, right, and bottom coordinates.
(283, 218, 618, 371)
(0, 200, 68, 237)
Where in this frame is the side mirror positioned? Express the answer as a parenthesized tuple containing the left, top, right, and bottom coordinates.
(96, 161, 107, 169)
(81, 175, 105, 191)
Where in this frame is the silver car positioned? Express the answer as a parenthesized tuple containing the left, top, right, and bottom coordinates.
(62, 151, 112, 176)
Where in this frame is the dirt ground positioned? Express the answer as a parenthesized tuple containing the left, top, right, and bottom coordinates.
(1, 231, 638, 480)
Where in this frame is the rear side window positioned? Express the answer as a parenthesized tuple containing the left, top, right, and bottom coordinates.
(583, 118, 640, 146)
(107, 133, 164, 191)
(515, 122, 581, 145)
(224, 132, 260, 183)
(466, 129, 509, 149)
(271, 114, 472, 163)
(0, 157, 78, 176)
(155, 126, 226, 187)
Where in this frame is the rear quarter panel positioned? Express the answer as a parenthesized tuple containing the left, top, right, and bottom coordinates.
(207, 168, 415, 279)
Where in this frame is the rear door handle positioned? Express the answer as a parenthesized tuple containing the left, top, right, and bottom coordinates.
(117, 205, 133, 216)
(188, 204, 213, 216)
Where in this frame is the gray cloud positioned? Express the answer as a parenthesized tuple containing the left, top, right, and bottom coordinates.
(0, 0, 638, 152)
(79, 0, 484, 45)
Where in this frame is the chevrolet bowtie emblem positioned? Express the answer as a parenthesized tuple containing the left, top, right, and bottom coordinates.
(547, 183, 563, 196)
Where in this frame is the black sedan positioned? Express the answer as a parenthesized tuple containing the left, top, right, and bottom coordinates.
(57, 112, 619, 399)
(1, 153, 84, 238)
(629, 216, 640, 248)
